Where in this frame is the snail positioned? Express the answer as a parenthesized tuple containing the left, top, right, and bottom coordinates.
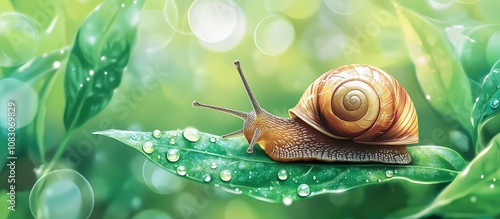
(193, 61, 418, 164)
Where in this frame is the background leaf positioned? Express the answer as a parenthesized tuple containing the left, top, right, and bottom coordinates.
(95, 129, 467, 204)
(63, 0, 144, 131)
(394, 3, 474, 137)
(12, 47, 70, 165)
(404, 134, 500, 218)
(472, 60, 500, 153)
(0, 48, 69, 171)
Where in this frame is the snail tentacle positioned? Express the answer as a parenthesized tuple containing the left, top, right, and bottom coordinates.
(222, 129, 244, 138)
(247, 128, 262, 154)
(192, 100, 248, 119)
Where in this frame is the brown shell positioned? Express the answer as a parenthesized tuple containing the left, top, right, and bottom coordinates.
(289, 64, 418, 145)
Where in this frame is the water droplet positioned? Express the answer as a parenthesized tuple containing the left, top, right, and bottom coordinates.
(89, 70, 94, 76)
(470, 196, 477, 203)
(183, 127, 200, 142)
(121, 3, 125, 7)
(142, 141, 154, 154)
(100, 56, 106, 61)
(368, 171, 372, 175)
(269, 186, 274, 191)
(277, 169, 288, 180)
(157, 155, 161, 159)
(53, 61, 61, 69)
(209, 137, 216, 143)
(490, 184, 495, 189)
(220, 169, 232, 182)
(167, 149, 180, 162)
(297, 184, 310, 197)
(490, 99, 499, 109)
(235, 188, 241, 193)
(481, 174, 485, 179)
(152, 129, 162, 138)
(210, 161, 217, 169)
(365, 179, 369, 183)
(385, 170, 394, 178)
(203, 174, 212, 182)
(494, 178, 497, 182)
(169, 139, 175, 145)
(176, 166, 187, 176)
(426, 95, 431, 100)
(312, 176, 317, 180)
(282, 197, 293, 206)
(377, 179, 382, 183)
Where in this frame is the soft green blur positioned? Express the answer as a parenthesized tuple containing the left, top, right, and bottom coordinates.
(1, 0, 499, 218)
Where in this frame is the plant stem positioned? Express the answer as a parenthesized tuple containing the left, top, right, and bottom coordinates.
(40, 131, 74, 177)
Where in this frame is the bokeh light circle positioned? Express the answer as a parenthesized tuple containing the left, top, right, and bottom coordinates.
(134, 10, 175, 53)
(188, 0, 237, 43)
(0, 78, 39, 129)
(164, 0, 194, 35)
(0, 12, 40, 67)
(324, 0, 367, 15)
(254, 15, 295, 56)
(142, 159, 184, 195)
(29, 169, 94, 219)
(198, 3, 246, 52)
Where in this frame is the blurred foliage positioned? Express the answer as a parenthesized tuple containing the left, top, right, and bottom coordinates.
(1, 0, 500, 218)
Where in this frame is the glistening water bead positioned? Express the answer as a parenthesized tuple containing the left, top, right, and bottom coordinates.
(176, 166, 187, 176)
(220, 169, 232, 182)
(277, 169, 288, 180)
(386, 170, 394, 178)
(491, 99, 499, 109)
(203, 174, 212, 182)
(152, 129, 162, 138)
(142, 141, 154, 154)
(210, 162, 217, 169)
(297, 184, 311, 197)
(183, 127, 201, 142)
(166, 149, 180, 162)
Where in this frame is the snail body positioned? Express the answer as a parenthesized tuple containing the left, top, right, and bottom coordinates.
(193, 61, 418, 164)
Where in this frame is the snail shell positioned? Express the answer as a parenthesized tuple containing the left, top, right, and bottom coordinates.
(289, 64, 418, 145)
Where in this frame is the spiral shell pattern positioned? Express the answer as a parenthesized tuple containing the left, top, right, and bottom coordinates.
(289, 64, 418, 145)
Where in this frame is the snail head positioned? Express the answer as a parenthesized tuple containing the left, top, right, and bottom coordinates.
(193, 60, 265, 154)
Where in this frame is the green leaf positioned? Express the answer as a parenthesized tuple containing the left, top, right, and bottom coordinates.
(10, 47, 70, 165)
(94, 129, 468, 204)
(472, 60, 500, 154)
(63, 0, 144, 131)
(404, 134, 500, 218)
(394, 3, 474, 137)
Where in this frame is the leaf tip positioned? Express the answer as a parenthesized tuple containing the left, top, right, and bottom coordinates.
(92, 129, 116, 136)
